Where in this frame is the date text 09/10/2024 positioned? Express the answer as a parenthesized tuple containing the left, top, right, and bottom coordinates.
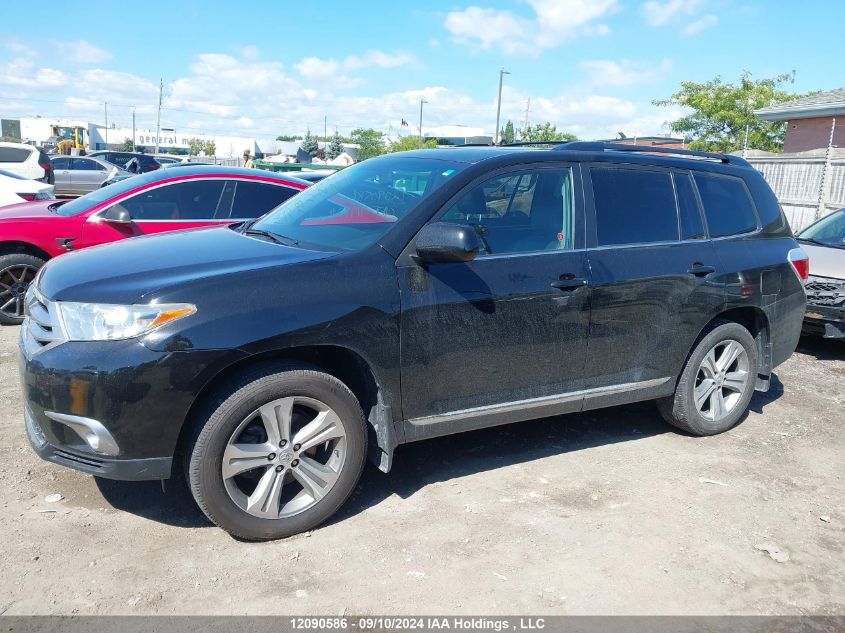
(289, 617, 546, 631)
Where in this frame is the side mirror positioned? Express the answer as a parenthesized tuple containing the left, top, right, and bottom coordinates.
(101, 205, 132, 224)
(415, 222, 480, 264)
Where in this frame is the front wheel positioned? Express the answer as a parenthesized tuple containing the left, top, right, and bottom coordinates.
(657, 320, 758, 436)
(187, 364, 367, 540)
(0, 253, 45, 325)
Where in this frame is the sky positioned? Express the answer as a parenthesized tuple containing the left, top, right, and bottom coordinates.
(0, 0, 842, 142)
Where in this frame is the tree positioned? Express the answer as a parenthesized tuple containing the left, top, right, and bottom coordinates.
(349, 128, 387, 160)
(121, 137, 134, 151)
(187, 138, 204, 156)
(518, 122, 577, 143)
(0, 135, 21, 143)
(388, 135, 437, 153)
(204, 140, 216, 157)
(327, 131, 345, 159)
(500, 120, 515, 144)
(300, 129, 319, 156)
(653, 71, 804, 153)
(167, 147, 179, 155)
(276, 134, 298, 142)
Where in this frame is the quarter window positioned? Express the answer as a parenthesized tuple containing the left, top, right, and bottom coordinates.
(441, 168, 575, 254)
(693, 173, 758, 237)
(0, 147, 31, 162)
(113, 180, 225, 220)
(592, 167, 678, 246)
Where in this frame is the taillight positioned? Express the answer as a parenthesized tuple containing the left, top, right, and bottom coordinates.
(40, 161, 52, 172)
(788, 247, 809, 282)
(17, 193, 36, 201)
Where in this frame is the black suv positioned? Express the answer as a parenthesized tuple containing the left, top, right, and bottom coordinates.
(87, 151, 161, 173)
(19, 142, 808, 540)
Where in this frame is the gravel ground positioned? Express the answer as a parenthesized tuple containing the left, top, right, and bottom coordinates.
(0, 324, 842, 616)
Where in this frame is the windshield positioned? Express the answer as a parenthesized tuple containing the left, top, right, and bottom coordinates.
(798, 208, 845, 247)
(55, 172, 151, 216)
(251, 156, 467, 251)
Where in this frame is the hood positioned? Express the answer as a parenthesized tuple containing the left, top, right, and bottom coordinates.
(39, 225, 334, 303)
(0, 199, 61, 219)
(802, 242, 845, 280)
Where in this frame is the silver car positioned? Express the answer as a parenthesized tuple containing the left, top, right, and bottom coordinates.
(49, 156, 128, 196)
(796, 207, 845, 339)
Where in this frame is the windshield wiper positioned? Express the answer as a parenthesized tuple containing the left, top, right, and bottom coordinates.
(243, 228, 299, 246)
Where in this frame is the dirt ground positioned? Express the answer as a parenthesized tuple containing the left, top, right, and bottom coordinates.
(0, 324, 842, 616)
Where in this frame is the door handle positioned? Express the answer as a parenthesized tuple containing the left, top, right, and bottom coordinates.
(687, 264, 716, 277)
(551, 274, 588, 291)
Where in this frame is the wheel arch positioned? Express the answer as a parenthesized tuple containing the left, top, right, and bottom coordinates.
(176, 344, 400, 475)
(0, 241, 51, 261)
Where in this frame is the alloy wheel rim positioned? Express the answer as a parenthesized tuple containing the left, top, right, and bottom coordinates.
(222, 396, 347, 519)
(0, 265, 38, 319)
(694, 339, 749, 422)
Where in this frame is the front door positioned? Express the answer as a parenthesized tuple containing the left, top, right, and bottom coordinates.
(582, 165, 725, 407)
(398, 164, 592, 438)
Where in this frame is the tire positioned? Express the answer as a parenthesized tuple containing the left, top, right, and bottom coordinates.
(187, 363, 367, 540)
(0, 253, 46, 326)
(657, 320, 758, 436)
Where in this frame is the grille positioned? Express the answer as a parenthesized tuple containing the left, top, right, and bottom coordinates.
(805, 276, 845, 309)
(21, 286, 66, 356)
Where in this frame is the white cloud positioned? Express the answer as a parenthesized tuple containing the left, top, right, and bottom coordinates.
(640, 0, 702, 26)
(242, 45, 260, 60)
(580, 58, 672, 87)
(444, 0, 618, 55)
(35, 68, 69, 87)
(55, 40, 112, 64)
(682, 14, 718, 35)
(294, 49, 414, 84)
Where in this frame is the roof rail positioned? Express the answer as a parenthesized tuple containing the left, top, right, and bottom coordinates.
(552, 141, 750, 166)
(500, 140, 565, 147)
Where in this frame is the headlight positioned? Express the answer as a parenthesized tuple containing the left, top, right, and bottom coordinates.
(56, 302, 195, 341)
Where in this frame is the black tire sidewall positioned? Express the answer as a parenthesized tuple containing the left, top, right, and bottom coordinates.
(678, 322, 758, 435)
(0, 253, 46, 325)
(188, 369, 366, 540)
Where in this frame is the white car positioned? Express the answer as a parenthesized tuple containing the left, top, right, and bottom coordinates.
(0, 142, 53, 183)
(0, 169, 55, 208)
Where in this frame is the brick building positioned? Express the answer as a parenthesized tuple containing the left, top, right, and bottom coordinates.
(756, 88, 845, 153)
(598, 136, 686, 149)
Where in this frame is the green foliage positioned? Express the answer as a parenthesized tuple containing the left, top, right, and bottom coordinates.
(167, 147, 179, 155)
(187, 138, 204, 156)
(121, 137, 134, 151)
(500, 120, 515, 144)
(276, 134, 298, 142)
(0, 135, 22, 143)
(300, 130, 319, 156)
(653, 71, 804, 153)
(518, 122, 577, 143)
(204, 140, 216, 156)
(350, 128, 387, 160)
(327, 131, 345, 159)
(389, 135, 437, 153)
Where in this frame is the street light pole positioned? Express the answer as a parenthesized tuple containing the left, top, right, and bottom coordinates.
(132, 107, 136, 151)
(419, 99, 428, 148)
(494, 67, 510, 145)
(155, 78, 163, 154)
(104, 102, 108, 148)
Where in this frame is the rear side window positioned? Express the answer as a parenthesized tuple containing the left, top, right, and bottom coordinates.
(51, 157, 71, 169)
(693, 173, 758, 237)
(591, 167, 678, 246)
(674, 173, 705, 240)
(0, 147, 31, 162)
(72, 158, 106, 171)
(228, 181, 298, 219)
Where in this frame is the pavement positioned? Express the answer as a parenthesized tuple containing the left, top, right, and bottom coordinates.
(0, 324, 842, 615)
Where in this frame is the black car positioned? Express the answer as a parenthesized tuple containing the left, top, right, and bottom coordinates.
(19, 142, 808, 540)
(87, 151, 161, 174)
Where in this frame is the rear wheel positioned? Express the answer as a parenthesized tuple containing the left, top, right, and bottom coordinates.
(187, 364, 367, 540)
(0, 254, 45, 325)
(658, 320, 758, 436)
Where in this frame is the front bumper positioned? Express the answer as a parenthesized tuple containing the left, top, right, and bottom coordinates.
(19, 332, 235, 481)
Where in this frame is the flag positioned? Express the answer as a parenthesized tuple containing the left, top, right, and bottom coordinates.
(401, 119, 409, 127)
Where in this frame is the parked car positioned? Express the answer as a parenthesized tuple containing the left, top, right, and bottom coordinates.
(19, 143, 807, 540)
(0, 165, 308, 323)
(50, 156, 128, 196)
(293, 170, 336, 183)
(796, 207, 845, 338)
(0, 142, 53, 184)
(153, 156, 182, 165)
(87, 151, 162, 174)
(0, 169, 54, 207)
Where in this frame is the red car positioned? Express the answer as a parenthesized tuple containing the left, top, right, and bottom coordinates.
(0, 165, 308, 324)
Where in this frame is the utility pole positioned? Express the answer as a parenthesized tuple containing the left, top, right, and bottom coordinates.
(523, 98, 531, 135)
(494, 67, 510, 144)
(104, 102, 108, 148)
(155, 78, 163, 154)
(419, 99, 428, 148)
(132, 107, 136, 151)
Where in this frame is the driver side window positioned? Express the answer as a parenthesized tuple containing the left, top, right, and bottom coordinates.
(441, 168, 574, 255)
(116, 180, 226, 221)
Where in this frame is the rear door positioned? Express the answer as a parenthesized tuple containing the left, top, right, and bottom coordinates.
(582, 165, 725, 407)
(69, 158, 109, 194)
(50, 157, 72, 194)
